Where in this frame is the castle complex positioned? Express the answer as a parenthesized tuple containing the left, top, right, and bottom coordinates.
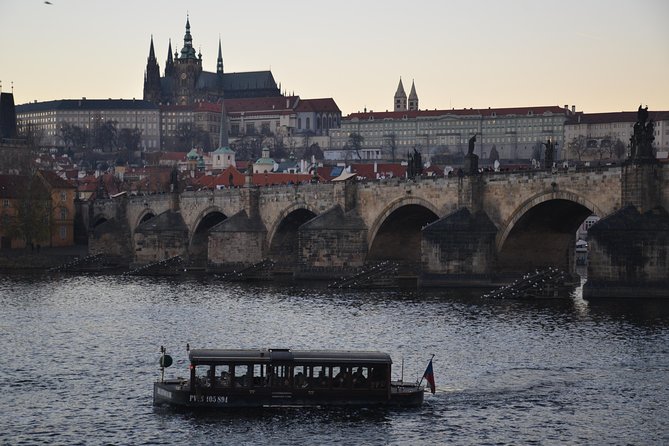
(142, 16, 281, 106)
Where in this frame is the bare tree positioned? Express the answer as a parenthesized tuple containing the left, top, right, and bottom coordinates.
(594, 138, 609, 161)
(346, 132, 364, 161)
(612, 138, 626, 159)
(567, 135, 588, 162)
(91, 117, 118, 152)
(6, 175, 51, 247)
(384, 133, 398, 161)
(118, 128, 143, 151)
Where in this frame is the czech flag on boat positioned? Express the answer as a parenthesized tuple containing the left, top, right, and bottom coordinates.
(423, 359, 436, 394)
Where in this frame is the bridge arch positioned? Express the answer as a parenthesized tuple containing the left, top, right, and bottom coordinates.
(134, 209, 157, 232)
(497, 190, 605, 251)
(367, 197, 441, 247)
(91, 214, 109, 229)
(267, 204, 319, 270)
(496, 190, 604, 274)
(189, 207, 228, 266)
(367, 197, 440, 264)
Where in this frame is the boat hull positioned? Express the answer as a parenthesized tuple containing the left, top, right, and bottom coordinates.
(153, 380, 423, 409)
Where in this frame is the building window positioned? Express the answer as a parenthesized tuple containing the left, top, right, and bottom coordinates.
(2, 199, 8, 208)
(60, 225, 67, 240)
(60, 208, 68, 220)
(306, 118, 310, 129)
(298, 118, 302, 130)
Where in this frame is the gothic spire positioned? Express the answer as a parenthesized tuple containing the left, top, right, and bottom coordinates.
(395, 77, 406, 97)
(165, 39, 175, 77)
(143, 35, 161, 103)
(148, 35, 156, 61)
(216, 38, 224, 75)
(408, 79, 418, 111)
(394, 77, 407, 112)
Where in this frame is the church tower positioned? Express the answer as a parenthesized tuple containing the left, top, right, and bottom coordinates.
(174, 15, 203, 105)
(408, 80, 419, 111)
(143, 36, 162, 104)
(394, 77, 407, 112)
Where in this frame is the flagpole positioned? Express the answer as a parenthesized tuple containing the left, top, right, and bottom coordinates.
(417, 353, 435, 386)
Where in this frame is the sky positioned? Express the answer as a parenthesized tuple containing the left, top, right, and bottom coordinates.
(1, 0, 668, 115)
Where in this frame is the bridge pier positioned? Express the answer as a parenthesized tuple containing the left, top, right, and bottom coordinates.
(584, 160, 669, 298)
(207, 210, 267, 273)
(295, 205, 368, 280)
(420, 208, 497, 287)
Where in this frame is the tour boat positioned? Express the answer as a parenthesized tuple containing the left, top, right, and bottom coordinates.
(153, 347, 426, 409)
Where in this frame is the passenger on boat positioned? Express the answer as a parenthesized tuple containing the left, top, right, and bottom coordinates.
(352, 367, 367, 388)
(294, 371, 307, 388)
(220, 371, 231, 387)
(315, 369, 328, 387)
(334, 368, 349, 387)
(265, 366, 274, 387)
(243, 368, 254, 387)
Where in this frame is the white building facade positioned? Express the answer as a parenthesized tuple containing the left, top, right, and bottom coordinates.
(564, 110, 669, 161)
(16, 99, 161, 150)
(328, 106, 572, 163)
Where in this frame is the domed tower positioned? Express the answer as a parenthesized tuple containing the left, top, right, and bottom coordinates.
(143, 36, 162, 104)
(394, 77, 407, 112)
(174, 15, 203, 105)
(408, 80, 419, 111)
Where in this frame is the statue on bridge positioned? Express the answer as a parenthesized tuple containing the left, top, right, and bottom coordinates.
(464, 133, 479, 175)
(629, 105, 655, 161)
(542, 139, 555, 169)
(407, 148, 423, 179)
(170, 167, 179, 193)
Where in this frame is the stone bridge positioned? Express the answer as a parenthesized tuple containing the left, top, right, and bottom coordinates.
(88, 163, 668, 294)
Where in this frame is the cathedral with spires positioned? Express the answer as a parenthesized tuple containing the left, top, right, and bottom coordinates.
(143, 16, 281, 106)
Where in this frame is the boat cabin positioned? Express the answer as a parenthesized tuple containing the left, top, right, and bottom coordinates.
(190, 349, 389, 397)
(154, 347, 423, 408)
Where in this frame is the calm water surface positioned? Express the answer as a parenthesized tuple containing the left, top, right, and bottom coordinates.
(1, 275, 668, 445)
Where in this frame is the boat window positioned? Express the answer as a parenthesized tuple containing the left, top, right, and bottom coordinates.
(293, 365, 308, 388)
(310, 365, 329, 388)
(370, 366, 388, 389)
(216, 365, 231, 387)
(352, 366, 369, 388)
(269, 365, 291, 388)
(332, 366, 350, 388)
(194, 365, 214, 388)
(233, 364, 256, 388)
(252, 364, 265, 386)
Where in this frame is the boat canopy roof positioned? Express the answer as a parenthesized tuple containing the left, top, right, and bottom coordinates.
(189, 349, 392, 365)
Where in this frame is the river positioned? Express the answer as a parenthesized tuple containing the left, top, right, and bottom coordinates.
(1, 274, 668, 445)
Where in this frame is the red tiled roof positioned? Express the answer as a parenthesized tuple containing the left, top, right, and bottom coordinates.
(190, 167, 313, 189)
(346, 105, 568, 120)
(159, 152, 187, 161)
(315, 166, 336, 182)
(566, 110, 669, 125)
(225, 96, 299, 113)
(39, 170, 76, 189)
(295, 98, 341, 113)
